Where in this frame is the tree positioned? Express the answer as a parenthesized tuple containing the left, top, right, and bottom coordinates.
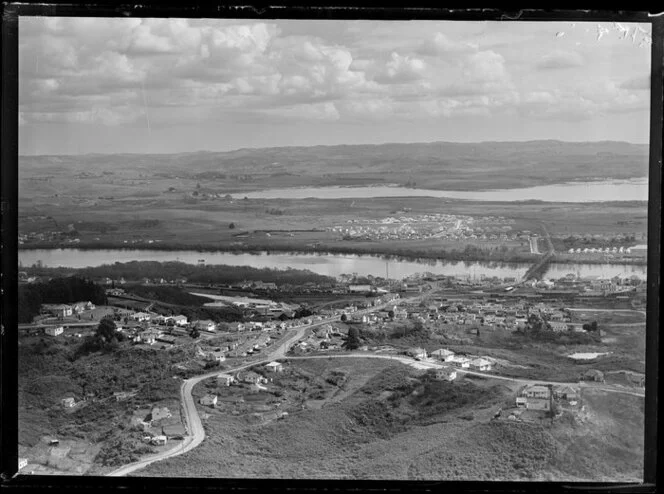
(340, 313, 348, 322)
(190, 328, 200, 339)
(229, 223, 236, 229)
(388, 310, 395, 320)
(96, 317, 117, 343)
(344, 327, 361, 350)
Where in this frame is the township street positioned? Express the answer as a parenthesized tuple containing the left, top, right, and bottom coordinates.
(107, 294, 644, 476)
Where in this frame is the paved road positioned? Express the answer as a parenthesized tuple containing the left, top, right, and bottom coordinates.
(285, 353, 645, 397)
(107, 295, 417, 476)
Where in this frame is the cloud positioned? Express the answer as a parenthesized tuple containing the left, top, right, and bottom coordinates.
(374, 52, 426, 84)
(619, 75, 649, 91)
(536, 50, 585, 70)
(417, 32, 478, 56)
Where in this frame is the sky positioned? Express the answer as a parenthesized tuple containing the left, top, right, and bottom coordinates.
(18, 17, 652, 155)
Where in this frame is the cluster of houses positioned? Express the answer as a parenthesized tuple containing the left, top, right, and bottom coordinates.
(331, 214, 523, 243)
(409, 347, 494, 373)
(199, 362, 285, 406)
(565, 244, 647, 258)
(41, 301, 95, 319)
(513, 383, 580, 414)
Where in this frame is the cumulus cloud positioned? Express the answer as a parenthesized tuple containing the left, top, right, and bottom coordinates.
(536, 50, 585, 70)
(417, 32, 478, 56)
(374, 52, 426, 84)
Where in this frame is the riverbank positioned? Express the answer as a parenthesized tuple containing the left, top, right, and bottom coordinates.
(18, 242, 647, 267)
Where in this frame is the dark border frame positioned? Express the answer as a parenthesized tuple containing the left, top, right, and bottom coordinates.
(1, 3, 662, 493)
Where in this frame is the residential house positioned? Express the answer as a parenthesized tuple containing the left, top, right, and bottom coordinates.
(217, 373, 236, 386)
(42, 304, 73, 318)
(61, 397, 76, 408)
(522, 385, 551, 399)
(200, 394, 218, 406)
(195, 320, 217, 332)
(433, 366, 457, 381)
(430, 349, 455, 362)
(131, 312, 151, 322)
(469, 358, 493, 371)
(151, 435, 168, 446)
(242, 371, 268, 384)
(265, 361, 284, 373)
(406, 347, 427, 360)
(45, 326, 64, 337)
(139, 329, 160, 345)
(550, 321, 568, 332)
(156, 335, 176, 345)
(553, 385, 579, 401)
(171, 315, 188, 326)
(583, 369, 605, 383)
(448, 355, 471, 368)
(206, 350, 226, 362)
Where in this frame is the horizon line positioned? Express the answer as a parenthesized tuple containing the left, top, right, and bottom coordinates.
(18, 138, 649, 158)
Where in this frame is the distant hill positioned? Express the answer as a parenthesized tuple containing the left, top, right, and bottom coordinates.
(19, 140, 649, 191)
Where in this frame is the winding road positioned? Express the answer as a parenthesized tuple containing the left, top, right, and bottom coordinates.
(107, 296, 644, 477)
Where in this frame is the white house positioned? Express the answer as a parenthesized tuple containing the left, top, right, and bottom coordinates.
(200, 394, 218, 406)
(195, 320, 217, 332)
(171, 315, 188, 326)
(550, 321, 568, 332)
(206, 350, 226, 362)
(131, 312, 151, 322)
(469, 358, 493, 371)
(434, 365, 457, 381)
(139, 329, 160, 345)
(61, 397, 76, 408)
(217, 374, 235, 386)
(448, 355, 471, 368)
(406, 347, 427, 360)
(265, 361, 284, 372)
(45, 326, 64, 337)
(151, 435, 168, 446)
(18, 458, 28, 470)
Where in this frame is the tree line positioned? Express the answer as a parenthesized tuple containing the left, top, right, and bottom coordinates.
(18, 276, 107, 323)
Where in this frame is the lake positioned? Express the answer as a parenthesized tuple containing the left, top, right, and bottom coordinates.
(18, 249, 648, 281)
(230, 178, 648, 203)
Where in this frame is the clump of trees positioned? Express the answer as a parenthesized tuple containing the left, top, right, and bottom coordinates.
(18, 276, 107, 323)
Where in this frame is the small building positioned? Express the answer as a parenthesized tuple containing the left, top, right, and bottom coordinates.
(113, 391, 137, 401)
(583, 369, 605, 383)
(139, 329, 160, 345)
(448, 355, 471, 368)
(348, 284, 372, 293)
(433, 366, 457, 381)
(550, 321, 568, 332)
(242, 371, 268, 384)
(522, 384, 551, 399)
(42, 304, 73, 318)
(553, 385, 579, 401)
(431, 349, 455, 362)
(195, 320, 217, 332)
(171, 315, 188, 326)
(45, 326, 64, 337)
(206, 350, 226, 362)
(406, 347, 427, 360)
(265, 361, 284, 372)
(469, 358, 493, 371)
(18, 458, 28, 470)
(217, 373, 235, 386)
(200, 394, 218, 406)
(131, 312, 151, 322)
(61, 397, 76, 408)
(151, 435, 168, 446)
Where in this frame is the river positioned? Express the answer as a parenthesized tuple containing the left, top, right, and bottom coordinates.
(18, 249, 648, 281)
(229, 178, 648, 203)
